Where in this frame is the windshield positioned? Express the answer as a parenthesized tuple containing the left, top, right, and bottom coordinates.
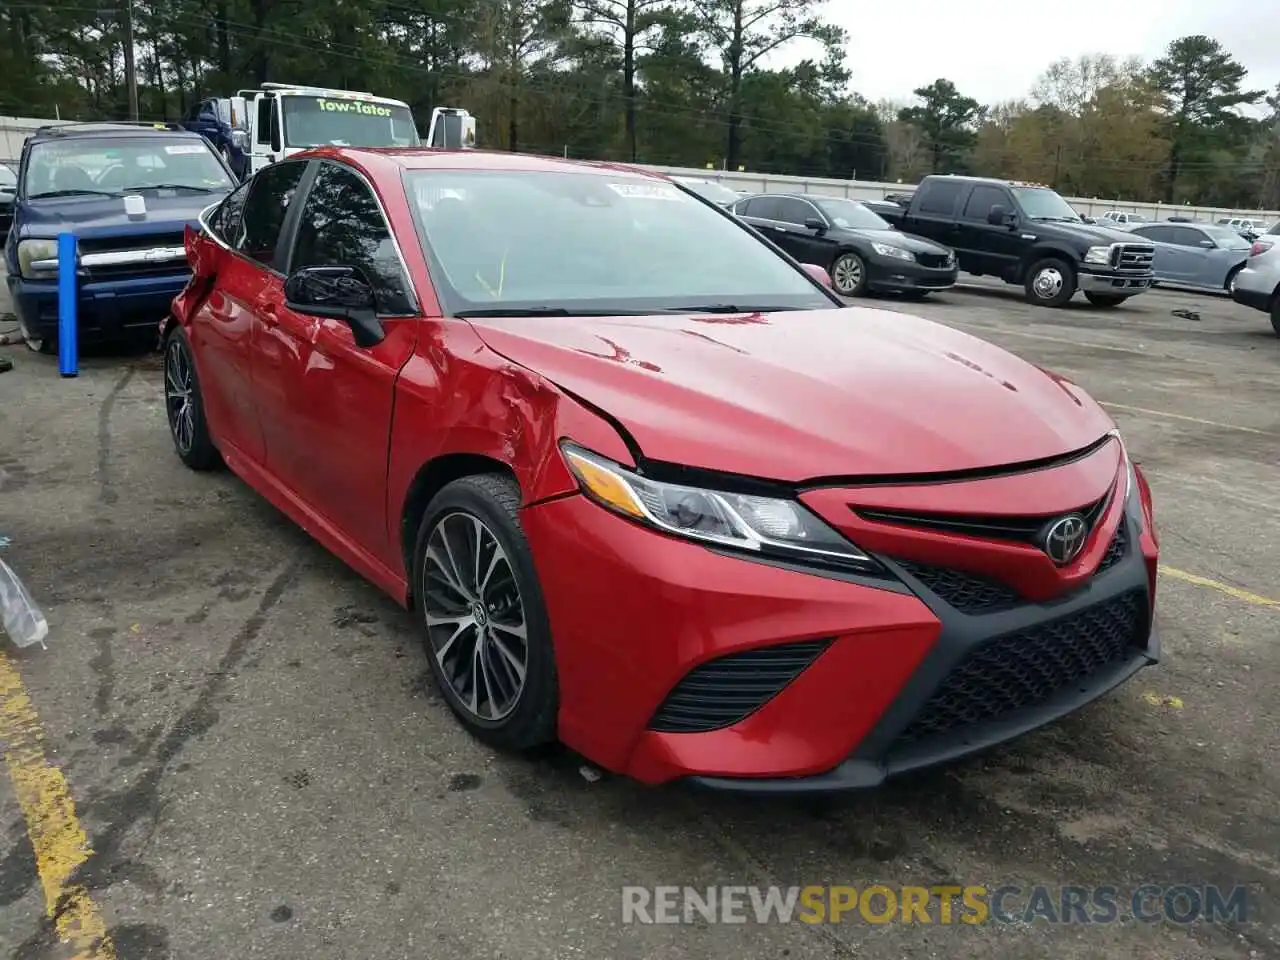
(282, 96, 419, 148)
(23, 136, 234, 198)
(814, 198, 892, 231)
(677, 179, 739, 206)
(1012, 187, 1081, 222)
(1199, 225, 1253, 249)
(405, 170, 835, 315)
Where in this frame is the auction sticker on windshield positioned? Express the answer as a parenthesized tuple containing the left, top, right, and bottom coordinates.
(607, 182, 685, 200)
(165, 144, 208, 155)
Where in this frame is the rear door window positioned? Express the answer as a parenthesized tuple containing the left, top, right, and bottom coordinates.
(918, 181, 962, 216)
(237, 160, 307, 269)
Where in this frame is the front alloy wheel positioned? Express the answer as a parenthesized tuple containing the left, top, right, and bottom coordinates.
(423, 511, 529, 722)
(414, 474, 558, 752)
(831, 252, 867, 296)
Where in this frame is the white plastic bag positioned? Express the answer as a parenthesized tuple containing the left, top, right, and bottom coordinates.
(0, 558, 49, 649)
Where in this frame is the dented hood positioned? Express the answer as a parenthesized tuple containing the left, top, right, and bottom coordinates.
(466, 307, 1115, 482)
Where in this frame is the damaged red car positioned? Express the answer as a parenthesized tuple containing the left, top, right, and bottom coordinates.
(162, 148, 1160, 792)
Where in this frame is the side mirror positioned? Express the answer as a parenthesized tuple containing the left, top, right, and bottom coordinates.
(987, 204, 1014, 227)
(283, 265, 385, 347)
(1198, 239, 1215, 248)
(804, 217, 826, 233)
(800, 262, 833, 289)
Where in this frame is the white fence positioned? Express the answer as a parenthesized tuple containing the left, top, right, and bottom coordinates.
(644, 165, 1280, 224)
(4, 114, 1275, 222)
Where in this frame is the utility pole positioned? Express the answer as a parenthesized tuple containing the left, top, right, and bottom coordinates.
(122, 0, 139, 120)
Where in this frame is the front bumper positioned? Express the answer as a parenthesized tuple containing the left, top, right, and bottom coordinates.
(867, 254, 958, 292)
(521, 475, 1158, 793)
(1078, 269, 1153, 296)
(8, 271, 190, 343)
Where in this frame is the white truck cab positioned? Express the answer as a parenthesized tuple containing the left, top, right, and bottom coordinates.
(239, 82, 420, 174)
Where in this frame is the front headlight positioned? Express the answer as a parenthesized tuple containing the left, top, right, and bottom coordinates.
(17, 238, 60, 279)
(561, 443, 880, 573)
(1083, 245, 1112, 265)
(871, 242, 915, 262)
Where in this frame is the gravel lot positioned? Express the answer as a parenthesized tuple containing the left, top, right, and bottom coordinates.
(1, 277, 1277, 960)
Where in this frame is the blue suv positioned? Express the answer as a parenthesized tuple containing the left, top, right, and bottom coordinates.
(4, 122, 237, 352)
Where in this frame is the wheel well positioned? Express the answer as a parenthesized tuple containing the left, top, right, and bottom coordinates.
(399, 453, 519, 606)
(1018, 249, 1076, 284)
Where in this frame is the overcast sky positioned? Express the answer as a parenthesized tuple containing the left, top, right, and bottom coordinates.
(772, 0, 1279, 114)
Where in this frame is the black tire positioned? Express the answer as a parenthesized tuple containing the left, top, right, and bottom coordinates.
(1225, 264, 1243, 295)
(830, 251, 868, 297)
(1084, 293, 1127, 308)
(1270, 296, 1280, 337)
(1024, 257, 1075, 307)
(163, 326, 221, 470)
(412, 473, 558, 752)
(17, 316, 54, 354)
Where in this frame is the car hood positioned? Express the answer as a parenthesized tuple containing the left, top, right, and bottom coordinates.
(466, 307, 1115, 481)
(847, 228, 950, 254)
(1035, 220, 1145, 245)
(16, 192, 228, 239)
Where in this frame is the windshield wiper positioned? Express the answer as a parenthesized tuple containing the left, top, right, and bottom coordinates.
(453, 306, 650, 318)
(123, 183, 219, 193)
(28, 189, 121, 199)
(663, 304, 806, 314)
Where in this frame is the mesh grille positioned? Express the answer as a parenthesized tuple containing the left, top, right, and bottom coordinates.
(647, 639, 831, 734)
(893, 589, 1147, 748)
(894, 560, 1021, 614)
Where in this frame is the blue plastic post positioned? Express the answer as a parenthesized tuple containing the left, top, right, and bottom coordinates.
(57, 232, 77, 377)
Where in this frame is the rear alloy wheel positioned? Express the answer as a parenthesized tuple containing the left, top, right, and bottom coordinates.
(414, 474, 558, 751)
(1024, 258, 1075, 307)
(163, 327, 221, 470)
(1084, 293, 1126, 308)
(830, 252, 868, 297)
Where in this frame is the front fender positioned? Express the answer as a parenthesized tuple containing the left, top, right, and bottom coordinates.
(385, 319, 635, 574)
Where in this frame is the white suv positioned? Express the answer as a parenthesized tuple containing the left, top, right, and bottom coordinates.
(1231, 224, 1280, 336)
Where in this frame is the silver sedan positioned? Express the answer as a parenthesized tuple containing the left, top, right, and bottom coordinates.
(1126, 222, 1255, 293)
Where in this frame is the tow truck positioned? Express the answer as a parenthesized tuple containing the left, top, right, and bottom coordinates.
(182, 85, 476, 178)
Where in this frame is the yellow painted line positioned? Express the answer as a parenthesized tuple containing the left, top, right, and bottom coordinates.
(1142, 691, 1185, 709)
(0, 649, 116, 958)
(1160, 565, 1280, 608)
(1100, 402, 1275, 436)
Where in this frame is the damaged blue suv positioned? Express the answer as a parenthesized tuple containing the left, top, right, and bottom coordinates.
(4, 122, 236, 352)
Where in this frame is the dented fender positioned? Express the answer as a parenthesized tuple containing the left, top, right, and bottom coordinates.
(385, 319, 634, 569)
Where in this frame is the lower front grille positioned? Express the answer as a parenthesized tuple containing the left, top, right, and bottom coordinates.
(894, 559, 1021, 614)
(647, 639, 831, 733)
(892, 589, 1147, 748)
(916, 253, 952, 269)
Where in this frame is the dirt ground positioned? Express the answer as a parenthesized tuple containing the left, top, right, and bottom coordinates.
(1, 276, 1277, 960)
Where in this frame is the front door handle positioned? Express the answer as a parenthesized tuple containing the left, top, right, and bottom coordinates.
(259, 300, 279, 327)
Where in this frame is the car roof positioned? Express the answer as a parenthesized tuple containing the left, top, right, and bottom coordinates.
(288, 146, 682, 181)
(28, 122, 200, 144)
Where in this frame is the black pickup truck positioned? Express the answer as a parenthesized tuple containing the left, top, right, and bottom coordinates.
(876, 175, 1156, 308)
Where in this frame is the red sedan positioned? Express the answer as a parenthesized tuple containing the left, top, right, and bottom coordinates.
(162, 148, 1160, 792)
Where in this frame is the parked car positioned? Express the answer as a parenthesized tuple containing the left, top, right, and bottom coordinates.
(1098, 211, 1147, 227)
(670, 175, 741, 209)
(1231, 239, 1280, 336)
(162, 147, 1160, 792)
(1218, 217, 1269, 241)
(4, 121, 237, 352)
(875, 176, 1155, 307)
(730, 193, 957, 297)
(1126, 222, 1253, 294)
(0, 163, 15, 237)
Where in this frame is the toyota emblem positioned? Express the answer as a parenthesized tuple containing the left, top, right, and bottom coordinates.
(1042, 514, 1088, 565)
